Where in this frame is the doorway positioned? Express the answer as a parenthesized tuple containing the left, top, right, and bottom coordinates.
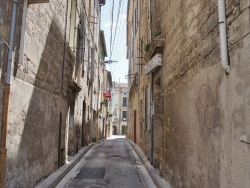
(58, 112, 62, 168)
(122, 126, 126, 135)
(82, 101, 86, 146)
(134, 110, 137, 143)
(113, 126, 117, 135)
(67, 102, 75, 156)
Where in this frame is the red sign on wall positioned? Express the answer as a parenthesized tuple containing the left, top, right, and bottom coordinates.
(104, 92, 111, 100)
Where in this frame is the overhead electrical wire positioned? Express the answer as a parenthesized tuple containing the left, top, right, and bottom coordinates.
(109, 63, 118, 82)
(109, 0, 115, 61)
(106, 0, 128, 83)
(110, 0, 123, 59)
(112, 0, 126, 58)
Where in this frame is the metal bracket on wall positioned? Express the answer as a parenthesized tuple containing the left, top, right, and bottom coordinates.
(240, 140, 250, 145)
(137, 47, 146, 57)
(1, 39, 10, 49)
(125, 73, 138, 79)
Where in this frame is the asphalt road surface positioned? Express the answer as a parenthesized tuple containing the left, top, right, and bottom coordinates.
(56, 136, 156, 188)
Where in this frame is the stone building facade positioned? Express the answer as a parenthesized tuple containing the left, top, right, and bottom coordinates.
(0, 0, 107, 187)
(102, 70, 113, 137)
(112, 83, 128, 135)
(127, 0, 250, 188)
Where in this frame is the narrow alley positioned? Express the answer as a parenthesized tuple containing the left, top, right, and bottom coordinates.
(56, 136, 156, 188)
(1, 0, 250, 187)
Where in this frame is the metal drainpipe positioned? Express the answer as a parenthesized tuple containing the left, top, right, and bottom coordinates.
(0, 0, 19, 186)
(218, 0, 230, 74)
(5, 0, 19, 84)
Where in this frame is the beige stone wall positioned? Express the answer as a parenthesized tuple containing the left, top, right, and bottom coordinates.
(158, 1, 250, 187)
(0, 0, 103, 187)
(128, 0, 250, 187)
(4, 1, 71, 186)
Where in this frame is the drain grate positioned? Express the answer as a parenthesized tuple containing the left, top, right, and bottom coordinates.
(76, 167, 105, 179)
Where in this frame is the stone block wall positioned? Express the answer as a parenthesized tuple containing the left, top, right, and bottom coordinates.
(4, 1, 73, 187)
(158, 0, 250, 187)
(128, 0, 250, 187)
(0, 0, 102, 187)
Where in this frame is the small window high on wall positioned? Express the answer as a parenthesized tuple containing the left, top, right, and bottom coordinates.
(122, 97, 127, 107)
(122, 111, 127, 121)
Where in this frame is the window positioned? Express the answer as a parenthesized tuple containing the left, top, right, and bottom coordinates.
(148, 0, 152, 42)
(87, 44, 94, 82)
(113, 109, 117, 116)
(134, 9, 137, 36)
(80, 17, 86, 77)
(87, 41, 91, 80)
(69, 0, 77, 48)
(122, 111, 127, 121)
(87, 106, 89, 120)
(122, 97, 127, 107)
(90, 47, 95, 82)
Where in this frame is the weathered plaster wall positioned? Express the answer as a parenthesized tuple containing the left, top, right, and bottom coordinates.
(158, 0, 250, 187)
(4, 0, 96, 187)
(128, 0, 250, 186)
(5, 1, 72, 187)
(7, 78, 68, 188)
(162, 67, 223, 187)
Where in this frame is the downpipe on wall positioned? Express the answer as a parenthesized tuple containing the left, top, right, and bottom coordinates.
(0, 0, 19, 187)
(218, 0, 230, 74)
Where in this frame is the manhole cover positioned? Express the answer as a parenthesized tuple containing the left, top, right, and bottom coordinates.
(76, 167, 105, 179)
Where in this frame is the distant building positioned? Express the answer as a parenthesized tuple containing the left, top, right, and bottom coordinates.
(100, 70, 113, 138)
(112, 83, 128, 135)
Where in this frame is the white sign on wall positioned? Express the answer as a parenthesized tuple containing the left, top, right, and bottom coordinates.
(145, 53, 162, 75)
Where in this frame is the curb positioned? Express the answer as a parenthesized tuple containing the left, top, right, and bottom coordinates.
(36, 140, 104, 188)
(126, 138, 172, 188)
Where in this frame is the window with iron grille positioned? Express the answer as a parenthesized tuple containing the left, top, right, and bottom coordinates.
(122, 97, 127, 107)
(122, 111, 127, 121)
